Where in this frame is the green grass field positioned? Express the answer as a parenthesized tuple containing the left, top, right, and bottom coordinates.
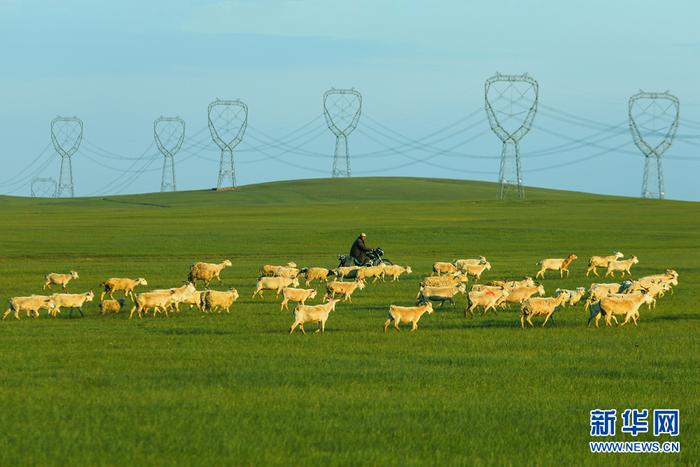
(0, 177, 697, 466)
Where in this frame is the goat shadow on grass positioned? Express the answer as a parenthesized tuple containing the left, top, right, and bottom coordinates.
(438, 316, 588, 330)
(263, 326, 360, 336)
(145, 327, 235, 336)
(648, 313, 700, 322)
(433, 319, 518, 330)
(50, 311, 86, 320)
(99, 198, 171, 209)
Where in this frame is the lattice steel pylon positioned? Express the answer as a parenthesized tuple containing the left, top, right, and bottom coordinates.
(31, 177, 57, 198)
(208, 99, 248, 190)
(323, 88, 361, 177)
(154, 116, 185, 192)
(51, 116, 83, 198)
(628, 91, 679, 199)
(484, 73, 538, 199)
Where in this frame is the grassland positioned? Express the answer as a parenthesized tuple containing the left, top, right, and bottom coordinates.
(0, 177, 697, 466)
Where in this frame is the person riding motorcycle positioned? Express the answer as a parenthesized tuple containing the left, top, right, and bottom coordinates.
(348, 233, 371, 266)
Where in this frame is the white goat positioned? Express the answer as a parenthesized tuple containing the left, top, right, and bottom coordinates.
(50, 291, 95, 318)
(253, 277, 300, 299)
(203, 288, 239, 313)
(384, 302, 434, 332)
(586, 252, 624, 277)
(43, 271, 79, 290)
(3, 295, 57, 320)
(605, 256, 639, 278)
(280, 287, 317, 311)
(289, 299, 340, 334)
(536, 255, 577, 279)
(520, 294, 568, 328)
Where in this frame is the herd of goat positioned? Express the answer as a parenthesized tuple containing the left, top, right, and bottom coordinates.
(2, 252, 679, 334)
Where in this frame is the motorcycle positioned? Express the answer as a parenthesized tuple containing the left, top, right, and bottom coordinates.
(337, 247, 394, 268)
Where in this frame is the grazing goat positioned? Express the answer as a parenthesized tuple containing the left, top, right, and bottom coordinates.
(554, 287, 586, 306)
(51, 291, 95, 318)
(536, 255, 577, 279)
(129, 290, 175, 319)
(454, 257, 488, 271)
(432, 262, 459, 276)
(488, 277, 535, 289)
(520, 294, 568, 328)
(384, 302, 434, 332)
(203, 288, 239, 313)
(260, 262, 297, 277)
(416, 284, 466, 307)
(636, 270, 678, 292)
(178, 290, 206, 312)
(289, 299, 340, 334)
(586, 252, 624, 277)
(324, 279, 365, 302)
(381, 264, 412, 282)
(356, 265, 386, 283)
(622, 282, 669, 309)
(100, 277, 147, 301)
(421, 273, 468, 288)
(605, 256, 639, 278)
(3, 295, 57, 320)
(273, 266, 301, 279)
(585, 283, 624, 311)
(302, 267, 334, 285)
(99, 298, 125, 315)
(463, 261, 491, 281)
(188, 260, 232, 287)
(151, 282, 197, 312)
(280, 287, 317, 311)
(253, 276, 300, 299)
(333, 266, 361, 280)
(43, 271, 79, 290)
(465, 288, 510, 317)
(504, 284, 546, 306)
(589, 292, 655, 327)
(469, 284, 506, 294)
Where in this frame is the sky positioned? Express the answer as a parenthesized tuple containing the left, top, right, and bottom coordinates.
(0, 0, 698, 200)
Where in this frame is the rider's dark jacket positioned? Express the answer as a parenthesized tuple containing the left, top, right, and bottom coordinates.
(349, 236, 370, 263)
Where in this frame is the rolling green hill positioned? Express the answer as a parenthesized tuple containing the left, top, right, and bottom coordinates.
(0, 177, 697, 465)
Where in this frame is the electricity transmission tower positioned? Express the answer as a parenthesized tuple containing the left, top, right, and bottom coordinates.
(484, 73, 538, 199)
(154, 116, 185, 192)
(31, 177, 57, 198)
(208, 99, 248, 190)
(51, 116, 83, 197)
(323, 88, 361, 177)
(628, 91, 679, 199)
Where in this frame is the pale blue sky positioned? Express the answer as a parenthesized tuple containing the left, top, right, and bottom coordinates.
(0, 0, 698, 199)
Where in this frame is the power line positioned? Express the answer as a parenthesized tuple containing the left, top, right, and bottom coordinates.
(360, 106, 485, 152)
(3, 156, 56, 195)
(238, 125, 329, 158)
(82, 153, 161, 173)
(358, 113, 494, 159)
(0, 141, 53, 188)
(81, 139, 160, 161)
(354, 125, 494, 170)
(84, 141, 157, 196)
(113, 157, 161, 195)
(181, 114, 328, 155)
(523, 140, 632, 172)
(538, 103, 629, 132)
